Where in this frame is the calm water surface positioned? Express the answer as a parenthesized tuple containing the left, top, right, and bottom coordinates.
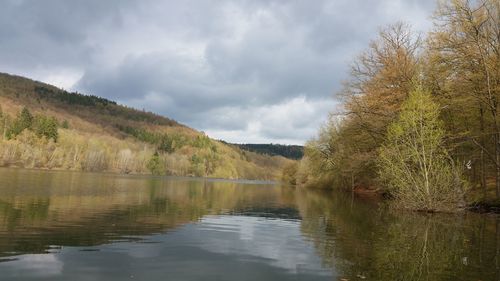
(0, 168, 499, 280)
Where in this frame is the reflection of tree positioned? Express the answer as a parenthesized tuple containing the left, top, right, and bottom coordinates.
(0, 170, 288, 258)
(1, 169, 498, 280)
(296, 189, 381, 275)
(0, 198, 50, 230)
(372, 214, 467, 281)
(295, 187, 500, 281)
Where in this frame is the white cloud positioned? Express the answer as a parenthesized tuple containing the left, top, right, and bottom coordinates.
(0, 0, 436, 144)
(204, 96, 337, 144)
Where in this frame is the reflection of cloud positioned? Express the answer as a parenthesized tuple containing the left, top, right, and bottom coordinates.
(127, 243, 161, 259)
(239, 218, 254, 241)
(9, 253, 63, 277)
(197, 216, 331, 275)
(0, 215, 334, 279)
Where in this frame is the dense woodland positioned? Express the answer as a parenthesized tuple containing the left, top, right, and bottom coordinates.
(0, 73, 291, 180)
(285, 0, 499, 211)
(225, 143, 304, 160)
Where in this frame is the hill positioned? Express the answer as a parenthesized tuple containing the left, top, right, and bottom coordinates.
(0, 72, 292, 180)
(226, 143, 304, 160)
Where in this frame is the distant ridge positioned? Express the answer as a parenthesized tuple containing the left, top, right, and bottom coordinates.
(0, 72, 293, 180)
(223, 142, 304, 160)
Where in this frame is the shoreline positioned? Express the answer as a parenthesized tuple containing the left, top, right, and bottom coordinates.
(333, 185, 500, 214)
(0, 166, 279, 184)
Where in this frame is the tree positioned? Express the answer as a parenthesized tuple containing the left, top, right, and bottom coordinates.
(147, 152, 164, 175)
(0, 105, 4, 139)
(378, 85, 466, 211)
(159, 135, 175, 153)
(337, 22, 422, 188)
(281, 162, 298, 185)
(34, 115, 59, 141)
(189, 154, 206, 177)
(427, 0, 500, 198)
(6, 107, 33, 139)
(19, 107, 33, 129)
(295, 24, 422, 190)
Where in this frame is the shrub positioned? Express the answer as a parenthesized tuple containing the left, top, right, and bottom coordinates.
(281, 162, 298, 185)
(61, 120, 69, 129)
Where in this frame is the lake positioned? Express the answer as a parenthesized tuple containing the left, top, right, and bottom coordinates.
(0, 168, 498, 280)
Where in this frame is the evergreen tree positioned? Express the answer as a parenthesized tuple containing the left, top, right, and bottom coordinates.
(19, 107, 33, 130)
(159, 135, 175, 153)
(147, 152, 164, 175)
(6, 107, 33, 139)
(34, 115, 59, 141)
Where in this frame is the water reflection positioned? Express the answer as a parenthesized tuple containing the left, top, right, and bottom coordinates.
(0, 168, 498, 280)
(297, 189, 500, 280)
(0, 169, 289, 258)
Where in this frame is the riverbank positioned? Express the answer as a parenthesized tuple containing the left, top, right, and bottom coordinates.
(331, 185, 500, 214)
(467, 200, 500, 213)
(0, 166, 281, 184)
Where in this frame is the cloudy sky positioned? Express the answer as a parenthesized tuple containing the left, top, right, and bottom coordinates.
(0, 0, 435, 144)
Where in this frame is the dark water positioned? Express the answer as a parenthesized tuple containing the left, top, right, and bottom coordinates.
(0, 169, 498, 280)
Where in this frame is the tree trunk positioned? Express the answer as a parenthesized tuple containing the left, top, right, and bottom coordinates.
(481, 150, 487, 199)
(496, 139, 500, 199)
(480, 106, 487, 199)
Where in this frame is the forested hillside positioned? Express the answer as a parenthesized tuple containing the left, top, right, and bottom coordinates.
(286, 0, 499, 211)
(225, 143, 304, 160)
(0, 73, 291, 180)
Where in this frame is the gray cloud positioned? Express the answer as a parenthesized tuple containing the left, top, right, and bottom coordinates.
(0, 0, 435, 144)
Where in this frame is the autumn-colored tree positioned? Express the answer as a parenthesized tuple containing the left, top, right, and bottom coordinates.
(281, 162, 298, 185)
(332, 22, 421, 188)
(343, 22, 421, 138)
(291, 0, 499, 209)
(0, 105, 4, 139)
(427, 0, 500, 198)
